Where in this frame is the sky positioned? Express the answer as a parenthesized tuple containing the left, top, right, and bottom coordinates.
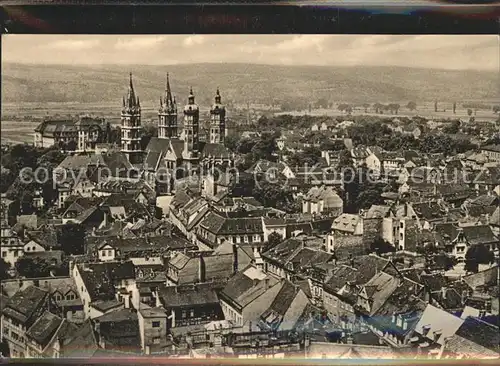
(2, 35, 498, 70)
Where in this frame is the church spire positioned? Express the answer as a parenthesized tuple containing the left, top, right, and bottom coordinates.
(164, 73, 175, 112)
(126, 72, 138, 109)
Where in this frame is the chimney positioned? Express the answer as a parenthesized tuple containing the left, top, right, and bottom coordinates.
(198, 254, 206, 283)
(441, 287, 447, 300)
(232, 243, 239, 275)
(265, 278, 270, 289)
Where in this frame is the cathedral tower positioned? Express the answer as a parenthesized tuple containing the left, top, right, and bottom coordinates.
(182, 87, 200, 159)
(121, 73, 143, 164)
(209, 88, 226, 144)
(158, 73, 178, 139)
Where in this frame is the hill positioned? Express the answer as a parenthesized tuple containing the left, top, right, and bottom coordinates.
(2, 62, 498, 106)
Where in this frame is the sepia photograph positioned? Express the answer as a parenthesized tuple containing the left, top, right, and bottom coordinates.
(0, 34, 499, 360)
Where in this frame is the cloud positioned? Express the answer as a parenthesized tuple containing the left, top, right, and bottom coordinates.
(276, 35, 329, 52)
(183, 35, 206, 47)
(114, 36, 167, 50)
(48, 39, 100, 50)
(2, 35, 497, 71)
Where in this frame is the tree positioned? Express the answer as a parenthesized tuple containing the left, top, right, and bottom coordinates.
(236, 138, 257, 155)
(225, 135, 239, 152)
(66, 140, 77, 151)
(362, 103, 370, 113)
(288, 146, 322, 167)
(406, 101, 417, 111)
(141, 124, 158, 150)
(264, 232, 284, 252)
(443, 120, 461, 134)
(453, 102, 457, 114)
(251, 133, 278, 161)
(320, 139, 345, 152)
(434, 100, 438, 112)
(0, 258, 10, 281)
(15, 256, 52, 278)
(464, 245, 495, 273)
(467, 108, 473, 116)
(493, 105, 500, 114)
(370, 238, 396, 255)
(57, 223, 85, 255)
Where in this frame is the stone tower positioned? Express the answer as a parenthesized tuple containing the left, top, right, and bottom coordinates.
(209, 88, 226, 144)
(158, 73, 178, 139)
(121, 73, 143, 164)
(182, 87, 200, 161)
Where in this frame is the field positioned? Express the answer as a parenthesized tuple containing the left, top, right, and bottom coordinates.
(276, 101, 499, 122)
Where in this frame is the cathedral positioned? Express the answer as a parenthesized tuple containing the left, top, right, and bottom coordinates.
(125, 73, 233, 190)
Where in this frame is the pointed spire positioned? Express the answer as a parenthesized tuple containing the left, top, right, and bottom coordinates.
(126, 72, 137, 109)
(164, 73, 175, 112)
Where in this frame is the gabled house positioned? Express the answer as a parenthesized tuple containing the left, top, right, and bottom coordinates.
(443, 316, 500, 359)
(219, 265, 284, 326)
(24, 311, 78, 358)
(1, 286, 52, 358)
(258, 280, 311, 332)
(169, 191, 210, 241)
(357, 273, 426, 348)
(302, 186, 343, 216)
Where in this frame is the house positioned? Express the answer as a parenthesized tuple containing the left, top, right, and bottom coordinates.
(261, 237, 333, 280)
(71, 261, 136, 318)
(443, 316, 500, 359)
(24, 311, 78, 358)
(350, 146, 371, 167)
(302, 186, 343, 216)
(1, 276, 85, 324)
(411, 304, 465, 357)
(61, 197, 104, 227)
(137, 306, 169, 354)
(435, 225, 499, 261)
(262, 217, 287, 242)
(1, 285, 52, 358)
(331, 214, 363, 235)
(197, 211, 265, 250)
(169, 191, 210, 241)
(258, 280, 310, 332)
(33, 116, 109, 151)
(165, 243, 253, 286)
(322, 255, 400, 330)
(0, 220, 23, 266)
(481, 144, 500, 162)
(219, 265, 283, 326)
(357, 273, 427, 348)
(155, 283, 223, 330)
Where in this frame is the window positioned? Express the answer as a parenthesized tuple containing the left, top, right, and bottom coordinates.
(190, 309, 194, 317)
(181, 310, 186, 319)
(1, 252, 5, 258)
(152, 321, 160, 328)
